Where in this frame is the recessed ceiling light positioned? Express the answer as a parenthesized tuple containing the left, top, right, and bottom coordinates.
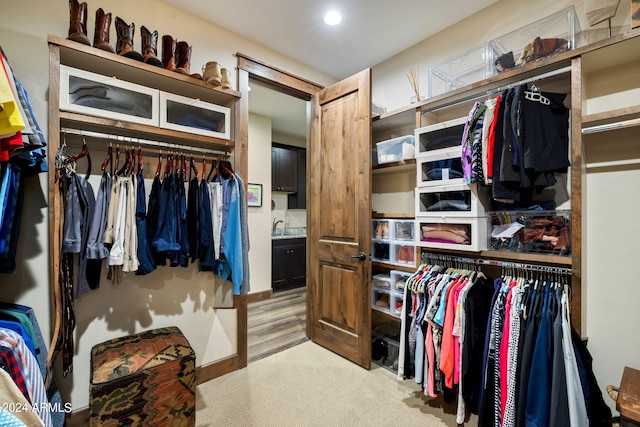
(324, 10, 342, 26)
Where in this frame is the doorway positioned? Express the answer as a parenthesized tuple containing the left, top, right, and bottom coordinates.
(247, 79, 308, 363)
(236, 54, 324, 365)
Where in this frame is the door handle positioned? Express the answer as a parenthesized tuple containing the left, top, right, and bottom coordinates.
(351, 252, 367, 262)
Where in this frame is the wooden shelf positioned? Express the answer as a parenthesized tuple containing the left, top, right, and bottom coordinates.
(372, 158, 416, 174)
(372, 212, 414, 219)
(417, 248, 572, 266)
(480, 250, 572, 266)
(60, 111, 234, 151)
(582, 105, 640, 129)
(49, 35, 240, 107)
(371, 306, 402, 322)
(372, 104, 419, 133)
(371, 261, 416, 273)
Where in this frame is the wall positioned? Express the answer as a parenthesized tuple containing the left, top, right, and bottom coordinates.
(248, 113, 273, 294)
(0, 0, 334, 411)
(369, 0, 636, 414)
(371, 0, 632, 112)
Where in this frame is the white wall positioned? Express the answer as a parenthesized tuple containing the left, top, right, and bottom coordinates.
(371, 0, 632, 112)
(370, 0, 636, 415)
(0, 0, 335, 411)
(248, 113, 273, 294)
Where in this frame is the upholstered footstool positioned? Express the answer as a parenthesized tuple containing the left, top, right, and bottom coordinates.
(89, 326, 196, 426)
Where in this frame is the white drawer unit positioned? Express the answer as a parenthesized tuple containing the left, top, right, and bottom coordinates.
(415, 182, 489, 217)
(372, 278, 405, 318)
(416, 216, 487, 252)
(414, 116, 466, 156)
(416, 146, 465, 187)
(160, 91, 231, 140)
(372, 219, 416, 267)
(60, 64, 159, 126)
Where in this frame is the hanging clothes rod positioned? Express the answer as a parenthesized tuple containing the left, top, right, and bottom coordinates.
(60, 127, 230, 157)
(581, 116, 640, 134)
(420, 252, 572, 274)
(423, 65, 572, 113)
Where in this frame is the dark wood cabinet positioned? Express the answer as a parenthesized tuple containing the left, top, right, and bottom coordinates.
(287, 149, 306, 209)
(272, 145, 298, 192)
(272, 238, 306, 292)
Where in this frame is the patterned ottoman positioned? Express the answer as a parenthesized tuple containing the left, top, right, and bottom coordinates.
(89, 326, 196, 426)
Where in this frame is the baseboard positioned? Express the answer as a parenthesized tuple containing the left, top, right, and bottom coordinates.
(243, 289, 273, 304)
(196, 353, 242, 384)
(65, 355, 243, 425)
(65, 407, 89, 426)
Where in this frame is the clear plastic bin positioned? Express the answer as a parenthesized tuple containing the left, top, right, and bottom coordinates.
(487, 210, 571, 256)
(417, 217, 487, 252)
(490, 6, 580, 74)
(428, 43, 497, 98)
(372, 219, 416, 267)
(415, 183, 489, 217)
(376, 135, 415, 164)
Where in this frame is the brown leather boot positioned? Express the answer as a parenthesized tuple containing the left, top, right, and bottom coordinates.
(115, 17, 143, 62)
(175, 41, 203, 79)
(67, 0, 90, 46)
(93, 8, 114, 53)
(140, 26, 164, 68)
(175, 41, 192, 75)
(162, 35, 177, 71)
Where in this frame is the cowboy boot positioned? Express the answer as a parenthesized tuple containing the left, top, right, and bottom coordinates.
(202, 61, 221, 86)
(175, 41, 192, 75)
(93, 8, 115, 53)
(115, 17, 143, 62)
(162, 35, 177, 71)
(220, 67, 233, 90)
(175, 41, 203, 79)
(67, 0, 90, 46)
(140, 26, 164, 68)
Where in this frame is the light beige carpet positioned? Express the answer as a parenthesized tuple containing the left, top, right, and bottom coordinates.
(196, 341, 477, 426)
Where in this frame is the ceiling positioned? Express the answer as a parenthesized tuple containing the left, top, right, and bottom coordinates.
(162, 0, 498, 80)
(161, 0, 499, 141)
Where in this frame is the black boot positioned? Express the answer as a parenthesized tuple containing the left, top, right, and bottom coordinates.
(115, 17, 143, 62)
(141, 26, 164, 68)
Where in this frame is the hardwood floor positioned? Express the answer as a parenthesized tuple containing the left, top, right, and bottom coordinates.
(247, 287, 308, 364)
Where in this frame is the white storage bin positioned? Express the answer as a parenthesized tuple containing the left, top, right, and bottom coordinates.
(372, 219, 416, 267)
(372, 286, 405, 319)
(416, 216, 487, 252)
(372, 287, 392, 314)
(160, 92, 231, 140)
(393, 220, 415, 241)
(415, 116, 466, 156)
(59, 65, 159, 126)
(390, 243, 416, 267)
(371, 327, 400, 371)
(428, 43, 497, 98)
(372, 241, 391, 263)
(376, 135, 415, 164)
(390, 270, 412, 292)
(415, 183, 489, 218)
(372, 274, 392, 290)
(372, 219, 392, 241)
(416, 146, 465, 187)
